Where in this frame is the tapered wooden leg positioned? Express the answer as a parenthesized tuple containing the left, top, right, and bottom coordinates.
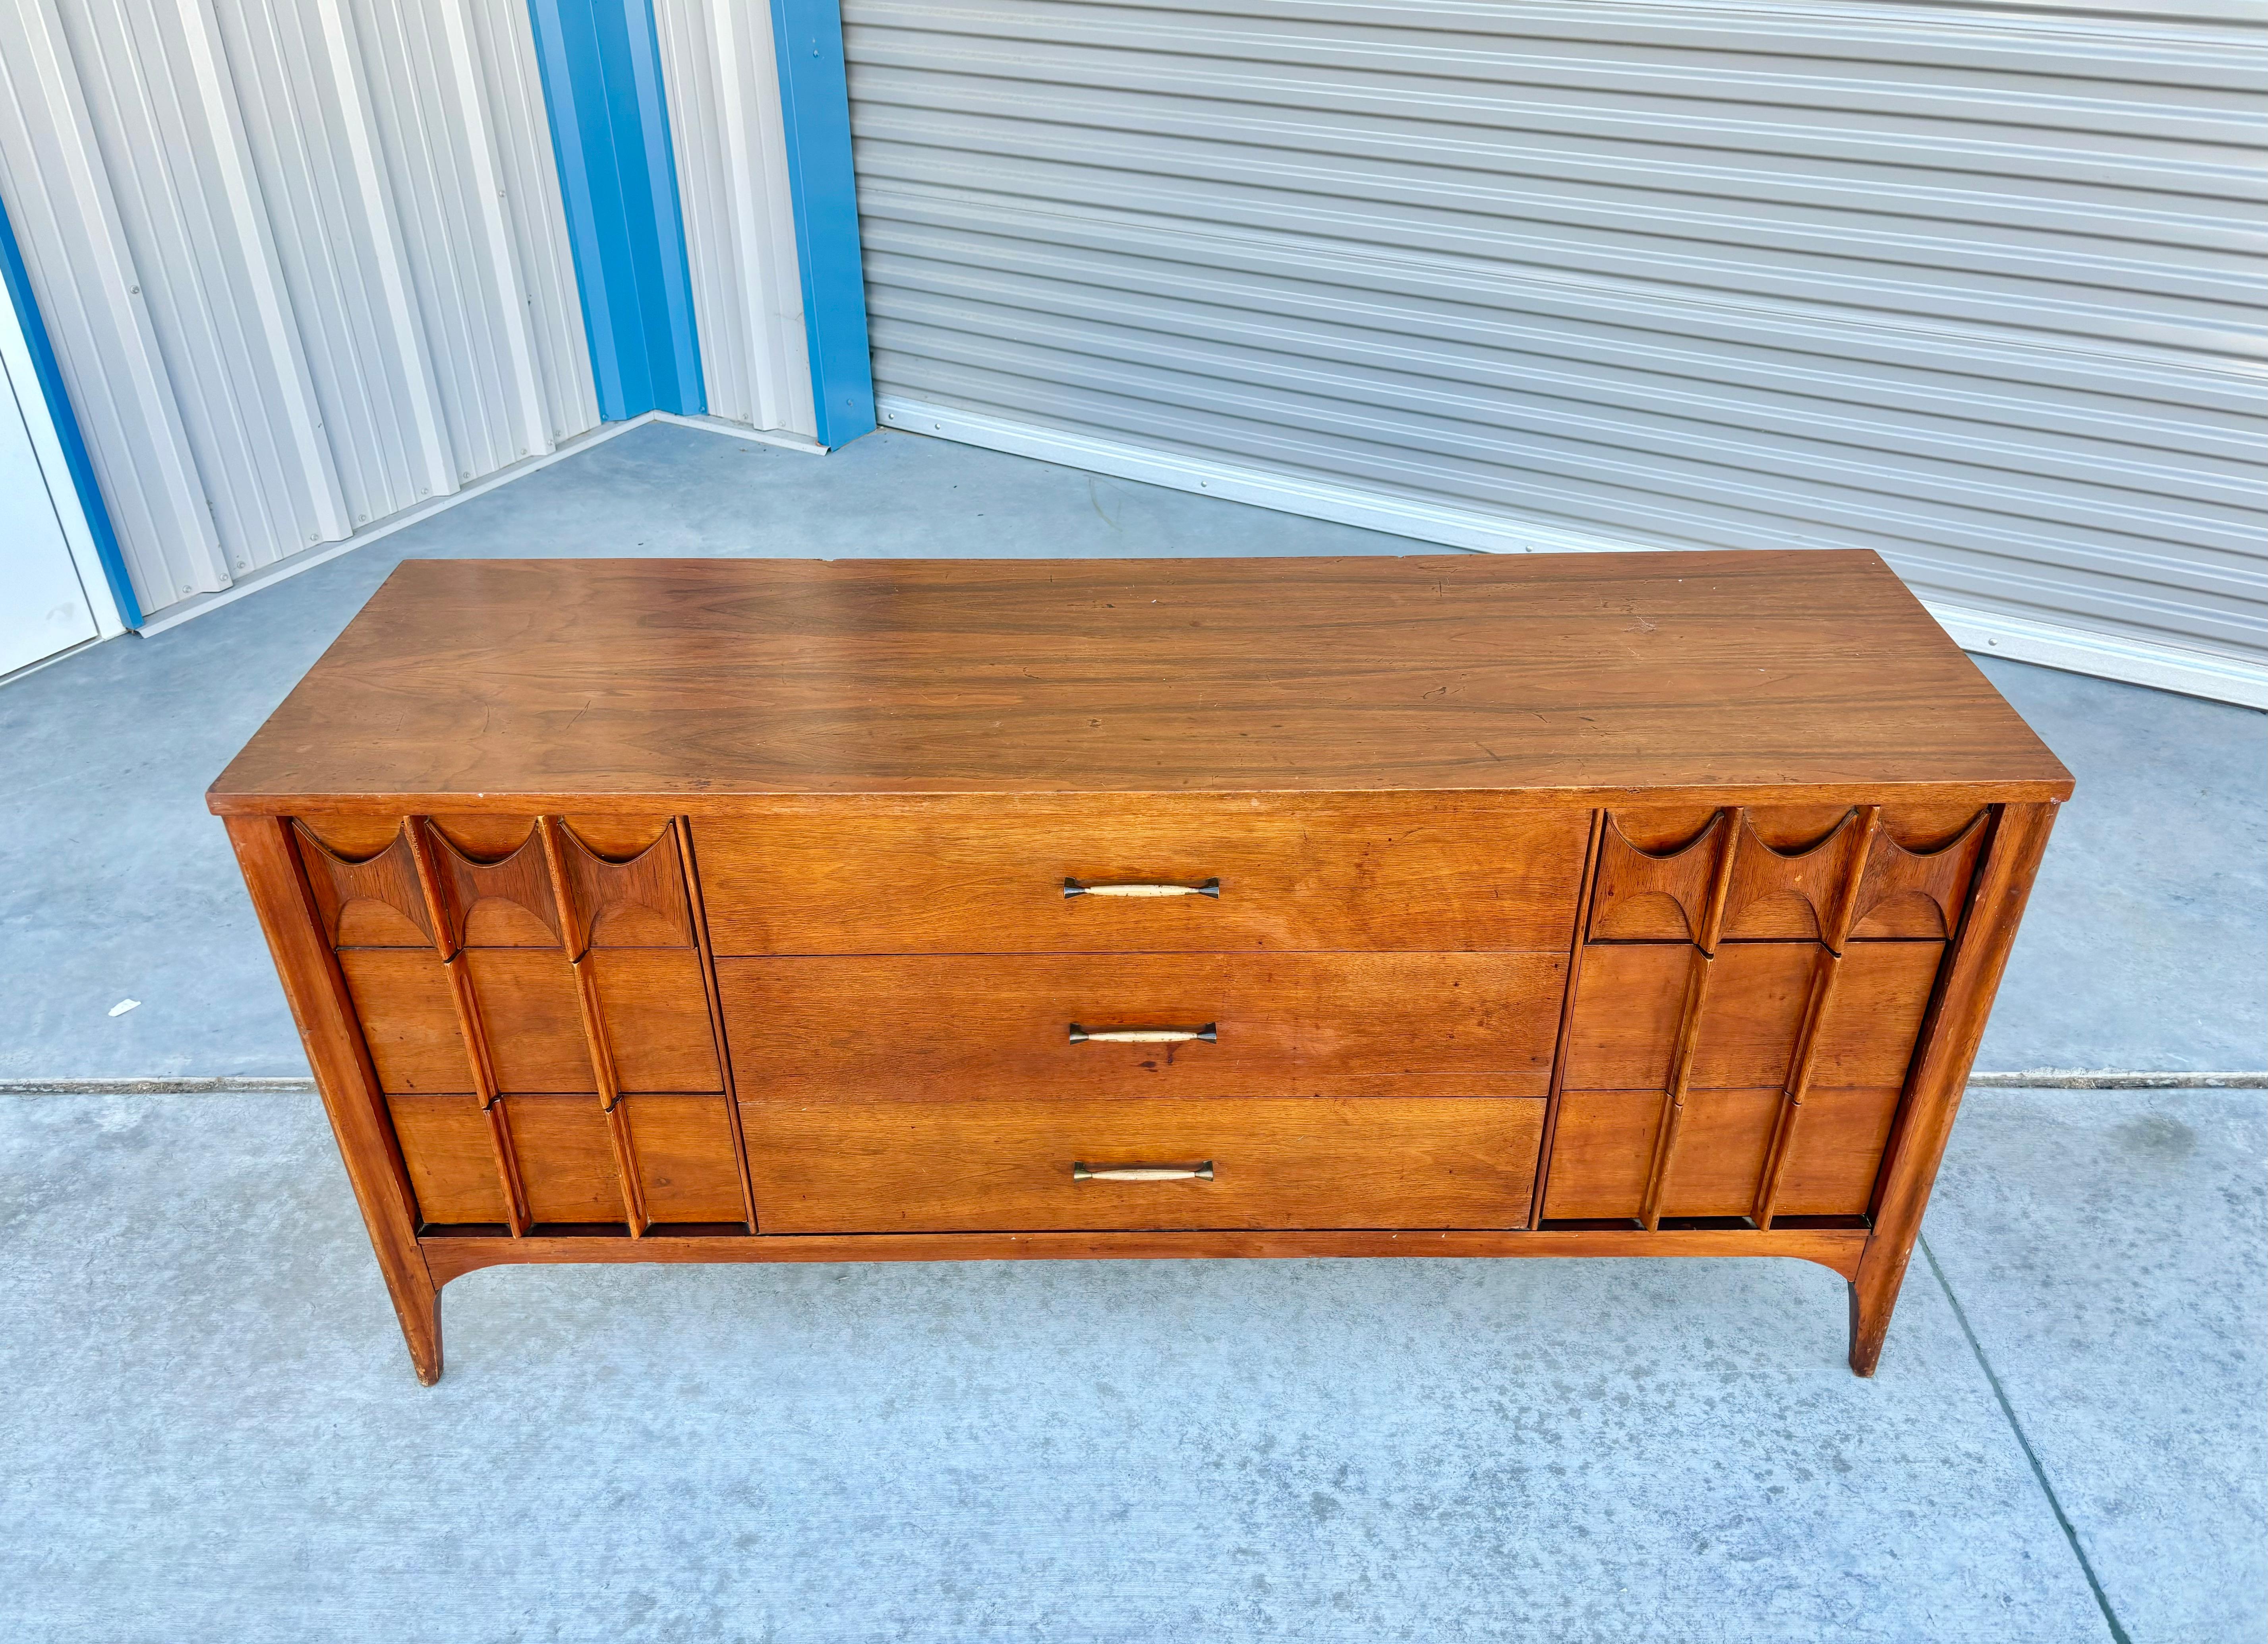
(397, 1275, 443, 1386)
(1848, 1272, 1900, 1378)
(1845, 803, 2057, 1379)
(227, 816, 446, 1386)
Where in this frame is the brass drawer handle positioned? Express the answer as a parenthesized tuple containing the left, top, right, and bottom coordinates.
(1063, 877, 1220, 898)
(1074, 1161, 1215, 1182)
(1068, 1022, 1218, 1044)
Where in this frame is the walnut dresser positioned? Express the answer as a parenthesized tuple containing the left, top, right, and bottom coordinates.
(210, 552, 2071, 1385)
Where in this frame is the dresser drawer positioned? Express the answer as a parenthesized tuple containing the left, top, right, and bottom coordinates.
(717, 951, 1567, 1099)
(692, 796, 1585, 955)
(743, 1095, 1544, 1232)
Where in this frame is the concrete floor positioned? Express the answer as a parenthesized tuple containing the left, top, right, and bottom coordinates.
(3, 421, 2263, 1640)
(3, 1085, 2258, 1642)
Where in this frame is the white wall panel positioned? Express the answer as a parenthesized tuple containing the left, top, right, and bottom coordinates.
(0, 0, 219, 605)
(203, 0, 410, 530)
(0, 0, 596, 617)
(655, 0, 812, 437)
(845, 0, 2268, 686)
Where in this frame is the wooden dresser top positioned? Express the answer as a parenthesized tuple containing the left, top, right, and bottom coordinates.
(207, 552, 2072, 812)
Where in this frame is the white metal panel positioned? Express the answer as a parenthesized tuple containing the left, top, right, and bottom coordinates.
(48, 0, 349, 574)
(209, 0, 454, 530)
(0, 0, 219, 606)
(655, 0, 814, 437)
(0, 242, 122, 635)
(0, 0, 597, 618)
(844, 0, 2268, 680)
(0, 346, 99, 672)
(344, 0, 552, 479)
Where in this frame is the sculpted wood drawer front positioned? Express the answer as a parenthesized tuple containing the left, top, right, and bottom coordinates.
(210, 553, 2071, 1384)
(1543, 805, 1987, 1230)
(298, 813, 749, 1237)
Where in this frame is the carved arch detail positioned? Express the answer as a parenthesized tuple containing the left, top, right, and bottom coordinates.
(294, 821, 433, 947)
(1588, 811, 1729, 942)
(1850, 810, 1991, 940)
(556, 822, 692, 950)
(429, 825, 561, 949)
(1720, 809, 1865, 943)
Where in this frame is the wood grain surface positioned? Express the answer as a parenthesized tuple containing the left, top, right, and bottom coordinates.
(501, 1093, 625, 1226)
(1541, 1089, 1667, 1220)
(1772, 1087, 1905, 1218)
(338, 948, 475, 1093)
(623, 1095, 748, 1225)
(741, 1095, 1545, 1233)
(206, 554, 2072, 812)
(210, 553, 2067, 1383)
(387, 1093, 508, 1224)
(1564, 938, 1944, 1093)
(694, 795, 1585, 954)
(420, 1224, 1871, 1286)
(717, 951, 1568, 1099)
(1850, 802, 2060, 1375)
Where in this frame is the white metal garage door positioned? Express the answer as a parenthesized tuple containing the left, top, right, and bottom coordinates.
(845, 0, 2266, 702)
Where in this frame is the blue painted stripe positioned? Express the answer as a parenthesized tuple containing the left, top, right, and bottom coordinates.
(0, 186, 141, 628)
(526, 0, 704, 421)
(770, 0, 875, 449)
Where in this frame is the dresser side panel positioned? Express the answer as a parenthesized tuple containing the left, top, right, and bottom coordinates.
(224, 816, 441, 1383)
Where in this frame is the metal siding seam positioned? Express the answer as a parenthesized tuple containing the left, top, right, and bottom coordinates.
(428, 0, 553, 461)
(171, 0, 350, 556)
(524, 0, 703, 419)
(68, 0, 331, 573)
(310, 0, 455, 501)
(359, 0, 551, 474)
(0, 180, 137, 625)
(770, 0, 871, 447)
(651, 0, 741, 420)
(526, 0, 625, 418)
(876, 391, 2266, 707)
(355, 0, 493, 480)
(220, 0, 412, 527)
(720, 0, 816, 437)
(864, 279, 2251, 553)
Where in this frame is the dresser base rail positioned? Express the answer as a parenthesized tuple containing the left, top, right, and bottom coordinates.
(408, 1227, 1872, 1385)
(420, 1225, 1866, 1284)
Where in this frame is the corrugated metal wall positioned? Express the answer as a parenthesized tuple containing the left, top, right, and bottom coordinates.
(655, 0, 814, 438)
(844, 0, 2267, 685)
(0, 0, 597, 619)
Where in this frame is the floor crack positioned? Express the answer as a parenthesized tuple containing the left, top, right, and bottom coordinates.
(1922, 1232, 2133, 1644)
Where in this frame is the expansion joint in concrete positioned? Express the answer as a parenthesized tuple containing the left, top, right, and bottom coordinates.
(1921, 1234, 2133, 1644)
